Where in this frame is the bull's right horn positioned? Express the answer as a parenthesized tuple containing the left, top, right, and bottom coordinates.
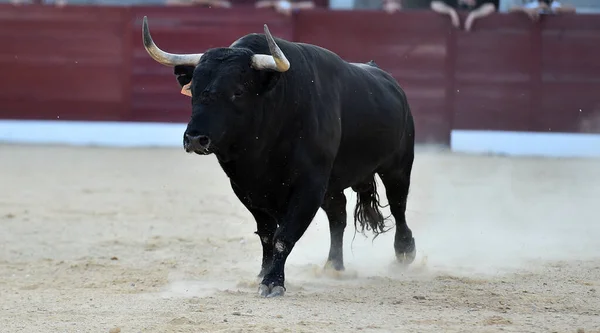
(251, 24, 290, 72)
(142, 16, 204, 67)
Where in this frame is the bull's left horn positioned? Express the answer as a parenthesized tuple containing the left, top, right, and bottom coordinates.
(251, 24, 290, 72)
(142, 16, 204, 67)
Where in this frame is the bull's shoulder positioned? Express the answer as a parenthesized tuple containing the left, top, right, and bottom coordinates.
(348, 62, 390, 80)
(366, 60, 380, 68)
(349, 61, 380, 70)
(344, 62, 406, 96)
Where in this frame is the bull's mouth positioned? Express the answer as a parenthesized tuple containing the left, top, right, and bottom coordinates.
(184, 146, 213, 155)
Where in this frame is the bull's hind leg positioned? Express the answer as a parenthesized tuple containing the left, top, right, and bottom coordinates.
(321, 191, 347, 271)
(377, 152, 416, 265)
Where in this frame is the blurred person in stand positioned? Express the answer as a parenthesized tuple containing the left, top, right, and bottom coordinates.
(255, 0, 316, 16)
(508, 0, 576, 21)
(353, 0, 403, 14)
(430, 0, 498, 31)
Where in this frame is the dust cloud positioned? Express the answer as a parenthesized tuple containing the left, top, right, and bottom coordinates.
(1, 144, 599, 332)
(270, 150, 599, 282)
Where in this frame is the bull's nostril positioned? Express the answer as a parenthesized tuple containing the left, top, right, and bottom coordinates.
(184, 133, 210, 150)
(197, 135, 210, 147)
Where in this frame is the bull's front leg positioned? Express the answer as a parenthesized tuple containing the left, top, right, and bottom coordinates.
(258, 175, 328, 298)
(253, 209, 277, 278)
(230, 181, 278, 279)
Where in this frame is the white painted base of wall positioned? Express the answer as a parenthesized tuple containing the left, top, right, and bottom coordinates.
(328, 0, 354, 9)
(2, 121, 599, 158)
(0, 120, 186, 148)
(451, 130, 600, 158)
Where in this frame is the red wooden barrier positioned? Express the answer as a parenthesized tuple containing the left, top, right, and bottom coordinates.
(450, 12, 600, 134)
(294, 10, 454, 143)
(0, 5, 129, 121)
(538, 15, 600, 134)
(1, 4, 599, 145)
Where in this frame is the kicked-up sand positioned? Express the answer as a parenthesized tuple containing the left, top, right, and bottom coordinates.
(0, 144, 599, 333)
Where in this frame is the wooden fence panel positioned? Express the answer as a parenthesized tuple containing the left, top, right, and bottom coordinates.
(0, 5, 128, 121)
(0, 4, 599, 144)
(538, 15, 600, 133)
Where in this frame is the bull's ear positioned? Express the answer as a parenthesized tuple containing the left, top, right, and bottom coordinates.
(174, 65, 195, 88)
(180, 82, 192, 97)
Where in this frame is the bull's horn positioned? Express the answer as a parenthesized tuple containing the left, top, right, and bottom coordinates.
(142, 16, 204, 67)
(251, 24, 290, 72)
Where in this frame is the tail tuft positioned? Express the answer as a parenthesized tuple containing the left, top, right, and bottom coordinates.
(352, 175, 392, 239)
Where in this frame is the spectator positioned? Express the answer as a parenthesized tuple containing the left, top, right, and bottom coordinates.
(353, 0, 403, 14)
(255, 0, 315, 16)
(509, 0, 576, 21)
(430, 0, 498, 31)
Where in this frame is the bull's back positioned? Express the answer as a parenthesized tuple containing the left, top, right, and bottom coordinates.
(246, 39, 411, 190)
(327, 61, 412, 190)
(293, 43, 408, 136)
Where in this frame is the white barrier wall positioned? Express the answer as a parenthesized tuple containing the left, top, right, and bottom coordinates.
(0, 120, 186, 148)
(328, 0, 355, 9)
(2, 120, 600, 158)
(451, 130, 600, 158)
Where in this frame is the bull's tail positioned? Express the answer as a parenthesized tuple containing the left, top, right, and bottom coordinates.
(352, 174, 392, 239)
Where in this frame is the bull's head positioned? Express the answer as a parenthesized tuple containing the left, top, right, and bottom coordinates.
(141, 16, 290, 160)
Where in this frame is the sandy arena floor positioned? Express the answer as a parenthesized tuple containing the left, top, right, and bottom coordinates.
(1, 144, 599, 333)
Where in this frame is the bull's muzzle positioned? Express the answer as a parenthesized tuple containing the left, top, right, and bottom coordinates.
(184, 134, 212, 155)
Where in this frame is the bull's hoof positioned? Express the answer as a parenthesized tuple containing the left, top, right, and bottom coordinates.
(395, 237, 416, 266)
(319, 261, 358, 280)
(258, 283, 285, 298)
(324, 259, 345, 272)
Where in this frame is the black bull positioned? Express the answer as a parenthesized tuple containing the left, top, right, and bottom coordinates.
(142, 17, 416, 298)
